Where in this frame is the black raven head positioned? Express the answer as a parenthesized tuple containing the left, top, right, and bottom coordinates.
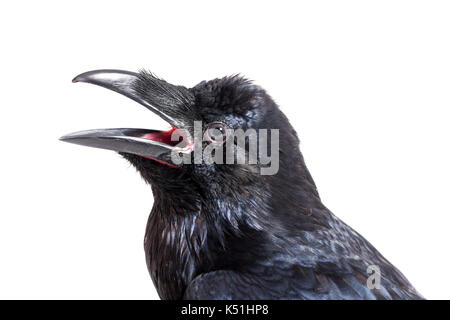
(61, 70, 313, 196)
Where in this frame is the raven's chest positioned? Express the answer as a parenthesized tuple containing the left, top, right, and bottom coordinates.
(143, 207, 207, 300)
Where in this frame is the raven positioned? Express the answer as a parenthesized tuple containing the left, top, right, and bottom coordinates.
(61, 69, 423, 300)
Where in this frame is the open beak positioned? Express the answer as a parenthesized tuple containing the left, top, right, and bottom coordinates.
(60, 70, 192, 168)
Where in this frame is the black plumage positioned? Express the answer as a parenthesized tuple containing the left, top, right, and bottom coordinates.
(62, 70, 423, 300)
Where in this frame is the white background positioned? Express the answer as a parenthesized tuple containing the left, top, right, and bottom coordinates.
(0, 1, 449, 299)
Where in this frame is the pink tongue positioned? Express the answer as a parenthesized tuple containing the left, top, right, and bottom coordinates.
(141, 127, 180, 146)
(140, 127, 180, 169)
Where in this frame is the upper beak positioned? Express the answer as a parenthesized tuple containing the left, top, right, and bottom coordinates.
(60, 70, 192, 167)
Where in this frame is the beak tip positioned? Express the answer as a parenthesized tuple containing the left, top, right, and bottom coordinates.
(59, 132, 78, 142)
(72, 74, 83, 83)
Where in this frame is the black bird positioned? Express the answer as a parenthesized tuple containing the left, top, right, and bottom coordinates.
(61, 69, 423, 300)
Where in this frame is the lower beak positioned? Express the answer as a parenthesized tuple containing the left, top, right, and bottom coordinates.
(60, 70, 191, 168)
(60, 128, 183, 167)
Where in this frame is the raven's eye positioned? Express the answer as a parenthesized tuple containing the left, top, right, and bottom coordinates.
(204, 122, 230, 144)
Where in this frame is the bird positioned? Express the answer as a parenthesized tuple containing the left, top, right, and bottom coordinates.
(60, 69, 423, 300)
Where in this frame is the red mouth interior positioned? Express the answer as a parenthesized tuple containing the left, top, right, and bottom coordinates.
(141, 127, 182, 147)
(140, 126, 183, 168)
